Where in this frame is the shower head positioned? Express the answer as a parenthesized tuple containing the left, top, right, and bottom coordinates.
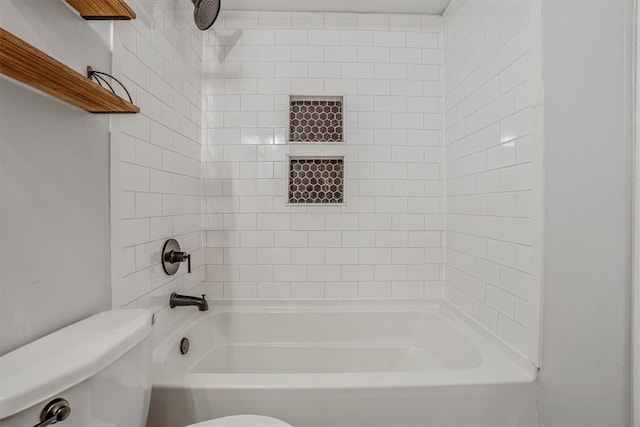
(191, 0, 221, 31)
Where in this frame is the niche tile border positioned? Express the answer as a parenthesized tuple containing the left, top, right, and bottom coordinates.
(288, 157, 345, 205)
(288, 95, 344, 143)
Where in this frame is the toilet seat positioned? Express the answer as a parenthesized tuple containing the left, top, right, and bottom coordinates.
(186, 415, 293, 427)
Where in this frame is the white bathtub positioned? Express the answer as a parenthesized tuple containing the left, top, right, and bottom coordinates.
(148, 300, 537, 427)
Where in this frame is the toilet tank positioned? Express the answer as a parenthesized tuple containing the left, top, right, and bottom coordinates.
(0, 310, 153, 427)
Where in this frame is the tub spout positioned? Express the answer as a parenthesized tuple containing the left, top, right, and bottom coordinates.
(169, 292, 209, 311)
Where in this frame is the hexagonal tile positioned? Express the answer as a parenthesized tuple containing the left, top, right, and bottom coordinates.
(289, 98, 344, 142)
(288, 158, 344, 204)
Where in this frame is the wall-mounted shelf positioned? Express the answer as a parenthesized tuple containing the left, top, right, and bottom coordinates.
(0, 28, 139, 114)
(63, 0, 136, 20)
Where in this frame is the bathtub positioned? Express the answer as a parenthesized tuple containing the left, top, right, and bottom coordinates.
(147, 299, 537, 427)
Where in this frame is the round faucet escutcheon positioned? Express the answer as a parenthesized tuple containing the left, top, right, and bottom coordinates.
(161, 239, 191, 275)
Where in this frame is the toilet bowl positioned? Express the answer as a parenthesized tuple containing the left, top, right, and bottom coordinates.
(0, 310, 292, 427)
(187, 415, 293, 426)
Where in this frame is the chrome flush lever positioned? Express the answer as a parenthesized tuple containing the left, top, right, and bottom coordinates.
(33, 398, 71, 427)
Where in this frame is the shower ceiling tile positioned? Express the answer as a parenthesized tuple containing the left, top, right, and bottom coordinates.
(223, 0, 452, 15)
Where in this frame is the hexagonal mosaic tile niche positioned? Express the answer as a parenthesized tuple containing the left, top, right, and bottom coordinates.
(288, 157, 344, 204)
(289, 96, 344, 143)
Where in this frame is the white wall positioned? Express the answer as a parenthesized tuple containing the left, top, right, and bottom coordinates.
(0, 1, 111, 355)
(537, 0, 633, 425)
(442, 0, 541, 361)
(108, 0, 205, 334)
(636, 3, 640, 423)
(201, 11, 445, 299)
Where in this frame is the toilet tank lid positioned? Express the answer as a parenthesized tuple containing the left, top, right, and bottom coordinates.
(0, 309, 153, 420)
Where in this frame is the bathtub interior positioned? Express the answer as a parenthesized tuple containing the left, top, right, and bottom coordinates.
(153, 299, 535, 382)
(192, 311, 482, 374)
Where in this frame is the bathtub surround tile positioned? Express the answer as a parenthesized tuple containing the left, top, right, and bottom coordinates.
(257, 282, 293, 298)
(111, 0, 204, 314)
(204, 10, 444, 301)
(203, 282, 225, 299)
(392, 281, 425, 298)
(443, 0, 540, 360)
(358, 282, 392, 298)
(291, 282, 326, 298)
(292, 248, 326, 265)
(224, 282, 258, 298)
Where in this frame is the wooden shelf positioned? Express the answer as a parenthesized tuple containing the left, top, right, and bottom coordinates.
(64, 0, 136, 20)
(0, 28, 139, 114)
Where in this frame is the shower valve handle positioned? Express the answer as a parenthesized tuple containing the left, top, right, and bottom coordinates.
(167, 251, 191, 273)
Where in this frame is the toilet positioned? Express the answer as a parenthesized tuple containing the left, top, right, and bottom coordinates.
(0, 310, 292, 427)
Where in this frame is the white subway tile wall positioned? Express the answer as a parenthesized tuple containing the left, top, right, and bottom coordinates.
(105, 1, 540, 361)
(443, 0, 536, 357)
(203, 11, 444, 299)
(111, 0, 204, 330)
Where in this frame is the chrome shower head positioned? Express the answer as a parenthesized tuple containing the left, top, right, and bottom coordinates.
(191, 0, 221, 31)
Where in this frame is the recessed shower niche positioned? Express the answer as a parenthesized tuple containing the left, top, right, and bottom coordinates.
(288, 95, 344, 143)
(288, 157, 345, 204)
(287, 95, 346, 204)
